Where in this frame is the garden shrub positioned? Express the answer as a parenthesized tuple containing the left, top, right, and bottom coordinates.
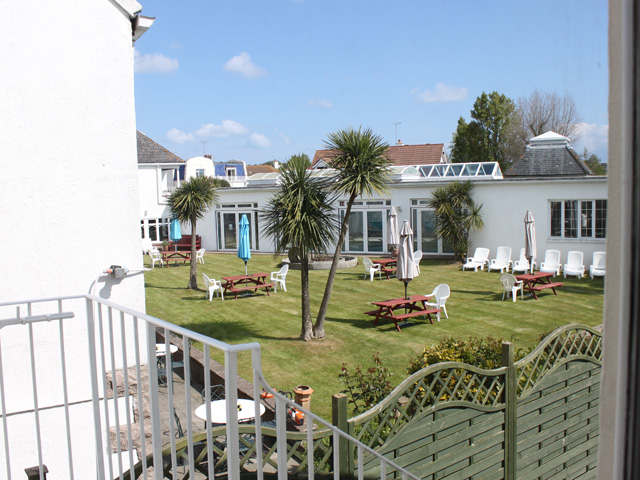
(339, 353, 393, 415)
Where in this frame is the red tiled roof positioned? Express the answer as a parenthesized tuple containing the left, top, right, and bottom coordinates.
(311, 143, 446, 167)
(246, 164, 278, 175)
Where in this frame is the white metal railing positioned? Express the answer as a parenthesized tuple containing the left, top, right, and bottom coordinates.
(0, 295, 419, 480)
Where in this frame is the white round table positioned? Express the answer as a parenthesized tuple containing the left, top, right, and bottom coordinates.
(155, 343, 178, 357)
(195, 399, 266, 424)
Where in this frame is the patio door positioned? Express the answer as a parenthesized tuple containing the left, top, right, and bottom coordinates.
(341, 210, 385, 253)
(217, 211, 259, 251)
(412, 208, 453, 255)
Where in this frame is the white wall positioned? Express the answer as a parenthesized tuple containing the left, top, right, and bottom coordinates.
(185, 155, 216, 178)
(0, 1, 147, 477)
(138, 165, 173, 218)
(209, 177, 608, 269)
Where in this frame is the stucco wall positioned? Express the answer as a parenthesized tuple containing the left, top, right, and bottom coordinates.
(138, 165, 172, 218)
(0, 1, 146, 477)
(185, 156, 216, 178)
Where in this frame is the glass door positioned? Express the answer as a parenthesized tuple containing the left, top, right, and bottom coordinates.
(412, 208, 453, 255)
(218, 211, 259, 250)
(342, 210, 386, 253)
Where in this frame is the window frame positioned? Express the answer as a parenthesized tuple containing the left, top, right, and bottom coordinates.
(549, 199, 607, 240)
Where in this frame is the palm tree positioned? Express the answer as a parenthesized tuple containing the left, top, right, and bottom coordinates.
(167, 176, 219, 289)
(262, 157, 338, 341)
(315, 127, 391, 338)
(427, 180, 484, 262)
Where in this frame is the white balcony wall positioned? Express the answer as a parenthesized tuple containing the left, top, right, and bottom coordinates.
(0, 0, 148, 477)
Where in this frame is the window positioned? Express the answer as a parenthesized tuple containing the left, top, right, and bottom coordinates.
(195, 168, 205, 177)
(141, 217, 170, 242)
(550, 200, 607, 239)
(226, 167, 237, 179)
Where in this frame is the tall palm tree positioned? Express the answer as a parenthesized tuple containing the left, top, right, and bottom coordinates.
(315, 127, 391, 338)
(167, 176, 219, 289)
(262, 158, 338, 341)
(427, 180, 484, 262)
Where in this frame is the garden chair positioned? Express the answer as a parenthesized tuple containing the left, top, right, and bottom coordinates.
(426, 284, 450, 321)
(512, 248, 535, 274)
(563, 251, 585, 278)
(202, 273, 224, 301)
(414, 250, 423, 274)
(141, 237, 153, 255)
(270, 264, 289, 292)
(539, 249, 562, 276)
(488, 246, 512, 273)
(363, 257, 382, 281)
(500, 273, 523, 302)
(590, 251, 606, 279)
(201, 384, 225, 403)
(462, 248, 490, 271)
(196, 248, 206, 264)
(150, 249, 164, 269)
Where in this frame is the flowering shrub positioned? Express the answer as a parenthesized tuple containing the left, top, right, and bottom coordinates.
(339, 353, 393, 415)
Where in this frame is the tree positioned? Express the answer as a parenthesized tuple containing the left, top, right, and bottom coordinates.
(286, 153, 311, 169)
(167, 176, 219, 289)
(261, 157, 338, 341)
(315, 127, 391, 338)
(581, 148, 607, 175)
(427, 181, 484, 262)
(450, 91, 521, 172)
(518, 90, 581, 140)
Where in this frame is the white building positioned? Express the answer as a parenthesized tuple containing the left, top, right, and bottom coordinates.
(199, 134, 606, 270)
(0, 2, 152, 477)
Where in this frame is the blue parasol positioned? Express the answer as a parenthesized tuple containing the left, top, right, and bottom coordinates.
(169, 218, 182, 251)
(237, 214, 251, 275)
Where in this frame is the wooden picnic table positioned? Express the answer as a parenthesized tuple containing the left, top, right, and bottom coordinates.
(515, 271, 563, 300)
(365, 295, 440, 332)
(161, 250, 191, 266)
(220, 272, 275, 299)
(372, 258, 397, 279)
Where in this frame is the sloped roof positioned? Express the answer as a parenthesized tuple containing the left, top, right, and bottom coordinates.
(311, 143, 446, 168)
(137, 131, 184, 164)
(505, 131, 592, 177)
(246, 164, 279, 176)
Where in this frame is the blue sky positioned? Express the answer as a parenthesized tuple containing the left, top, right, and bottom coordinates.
(134, 0, 608, 165)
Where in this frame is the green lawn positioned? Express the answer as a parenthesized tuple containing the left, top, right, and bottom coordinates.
(144, 252, 604, 420)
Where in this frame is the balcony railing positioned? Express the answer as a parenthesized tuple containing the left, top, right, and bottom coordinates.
(0, 295, 418, 480)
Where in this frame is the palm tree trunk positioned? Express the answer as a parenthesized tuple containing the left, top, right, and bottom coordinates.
(314, 192, 357, 338)
(300, 255, 313, 341)
(187, 216, 198, 289)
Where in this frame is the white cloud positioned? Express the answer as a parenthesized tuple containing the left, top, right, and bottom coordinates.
(414, 83, 468, 103)
(134, 50, 179, 74)
(249, 132, 271, 148)
(195, 120, 249, 138)
(573, 123, 609, 157)
(224, 52, 267, 78)
(166, 128, 194, 144)
(307, 98, 333, 108)
(276, 129, 291, 144)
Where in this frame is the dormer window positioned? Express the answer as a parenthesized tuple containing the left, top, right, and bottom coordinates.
(195, 168, 205, 178)
(226, 167, 237, 179)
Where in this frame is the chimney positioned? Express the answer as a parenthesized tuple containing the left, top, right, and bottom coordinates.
(204, 154, 213, 160)
(396, 139, 404, 146)
(273, 159, 280, 169)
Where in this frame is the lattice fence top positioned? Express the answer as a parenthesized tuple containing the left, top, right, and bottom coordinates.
(515, 325, 602, 397)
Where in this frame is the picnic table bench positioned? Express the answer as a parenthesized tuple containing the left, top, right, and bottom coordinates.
(366, 295, 440, 332)
(373, 258, 397, 280)
(221, 273, 274, 299)
(515, 272, 563, 300)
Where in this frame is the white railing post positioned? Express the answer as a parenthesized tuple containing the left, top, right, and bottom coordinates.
(85, 297, 105, 479)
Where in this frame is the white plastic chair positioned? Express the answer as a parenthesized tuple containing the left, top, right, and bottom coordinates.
(539, 249, 562, 276)
(141, 237, 153, 254)
(462, 248, 490, 271)
(563, 251, 585, 278)
(426, 284, 450, 321)
(590, 251, 606, 279)
(196, 248, 206, 264)
(512, 248, 535, 274)
(270, 264, 289, 292)
(202, 273, 224, 301)
(500, 273, 523, 302)
(363, 258, 382, 281)
(488, 246, 512, 273)
(414, 250, 423, 274)
(150, 249, 164, 269)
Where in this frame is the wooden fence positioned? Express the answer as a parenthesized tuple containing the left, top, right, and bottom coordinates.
(335, 324, 602, 479)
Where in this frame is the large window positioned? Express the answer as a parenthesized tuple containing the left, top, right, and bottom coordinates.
(550, 200, 607, 239)
(141, 217, 170, 242)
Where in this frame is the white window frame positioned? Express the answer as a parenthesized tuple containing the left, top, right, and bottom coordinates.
(549, 199, 607, 240)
